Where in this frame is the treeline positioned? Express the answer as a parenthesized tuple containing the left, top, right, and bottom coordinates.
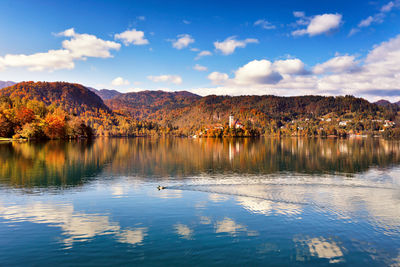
(0, 96, 171, 139)
(0, 82, 170, 139)
(0, 96, 93, 139)
(168, 95, 400, 138)
(1, 81, 400, 139)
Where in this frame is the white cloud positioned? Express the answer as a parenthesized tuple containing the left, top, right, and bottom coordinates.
(193, 64, 207, 71)
(208, 72, 229, 85)
(350, 1, 400, 35)
(234, 59, 283, 85)
(195, 50, 212, 60)
(313, 55, 359, 74)
(183, 20, 191, 24)
(254, 19, 276, 30)
(358, 16, 375, 27)
(381, 1, 396, 12)
(60, 28, 121, 58)
(170, 34, 194, 49)
(193, 34, 400, 101)
(0, 50, 75, 72)
(214, 36, 259, 55)
(293, 11, 305, 18)
(292, 13, 342, 37)
(137, 16, 146, 21)
(0, 28, 120, 72)
(207, 58, 307, 87)
(273, 58, 308, 75)
(114, 29, 149, 46)
(147, 74, 183, 84)
(111, 77, 130, 86)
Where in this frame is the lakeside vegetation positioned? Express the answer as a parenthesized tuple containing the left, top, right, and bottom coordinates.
(0, 81, 400, 140)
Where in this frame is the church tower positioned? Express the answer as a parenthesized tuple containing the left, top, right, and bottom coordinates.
(229, 113, 234, 128)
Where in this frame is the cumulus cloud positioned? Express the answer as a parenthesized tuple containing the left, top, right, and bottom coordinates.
(0, 28, 120, 72)
(207, 58, 308, 87)
(111, 77, 130, 86)
(313, 55, 360, 74)
(349, 1, 400, 35)
(273, 58, 308, 75)
(147, 74, 183, 84)
(59, 28, 121, 58)
(114, 29, 149, 45)
(194, 34, 400, 101)
(208, 72, 229, 85)
(195, 50, 212, 60)
(234, 60, 283, 85)
(214, 36, 259, 55)
(0, 50, 75, 72)
(292, 13, 343, 37)
(170, 34, 194, 49)
(193, 64, 207, 71)
(254, 19, 276, 30)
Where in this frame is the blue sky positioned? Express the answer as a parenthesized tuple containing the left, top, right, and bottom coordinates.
(0, 0, 400, 101)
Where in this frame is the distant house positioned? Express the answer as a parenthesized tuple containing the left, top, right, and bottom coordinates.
(384, 120, 395, 127)
(235, 122, 243, 129)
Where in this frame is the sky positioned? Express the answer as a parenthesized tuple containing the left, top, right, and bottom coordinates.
(0, 0, 400, 101)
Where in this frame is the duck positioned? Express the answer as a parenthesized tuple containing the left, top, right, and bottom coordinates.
(157, 185, 166, 190)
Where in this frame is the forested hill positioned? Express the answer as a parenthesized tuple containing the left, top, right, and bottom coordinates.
(106, 93, 398, 126)
(0, 81, 110, 114)
(1, 81, 400, 138)
(105, 90, 201, 121)
(0, 82, 162, 139)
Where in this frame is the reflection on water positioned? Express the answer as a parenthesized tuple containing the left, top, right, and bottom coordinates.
(0, 138, 399, 266)
(294, 236, 345, 264)
(0, 200, 147, 248)
(1, 138, 400, 187)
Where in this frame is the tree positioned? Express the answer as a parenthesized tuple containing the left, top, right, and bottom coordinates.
(0, 113, 13, 137)
(44, 114, 66, 139)
(18, 122, 45, 139)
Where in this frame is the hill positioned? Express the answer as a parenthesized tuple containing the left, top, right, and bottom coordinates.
(375, 99, 393, 107)
(105, 90, 201, 123)
(87, 87, 122, 100)
(1, 81, 399, 138)
(166, 95, 385, 130)
(103, 91, 399, 137)
(0, 81, 110, 114)
(0, 82, 162, 139)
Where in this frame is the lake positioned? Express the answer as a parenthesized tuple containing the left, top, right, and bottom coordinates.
(0, 137, 399, 266)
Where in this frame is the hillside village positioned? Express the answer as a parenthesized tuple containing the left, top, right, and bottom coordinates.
(193, 112, 397, 138)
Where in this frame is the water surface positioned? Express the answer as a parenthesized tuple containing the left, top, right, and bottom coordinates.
(0, 138, 399, 266)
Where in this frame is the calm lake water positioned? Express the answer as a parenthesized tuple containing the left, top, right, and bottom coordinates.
(0, 138, 399, 266)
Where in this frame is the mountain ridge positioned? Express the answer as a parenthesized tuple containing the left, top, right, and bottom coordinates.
(0, 81, 16, 89)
